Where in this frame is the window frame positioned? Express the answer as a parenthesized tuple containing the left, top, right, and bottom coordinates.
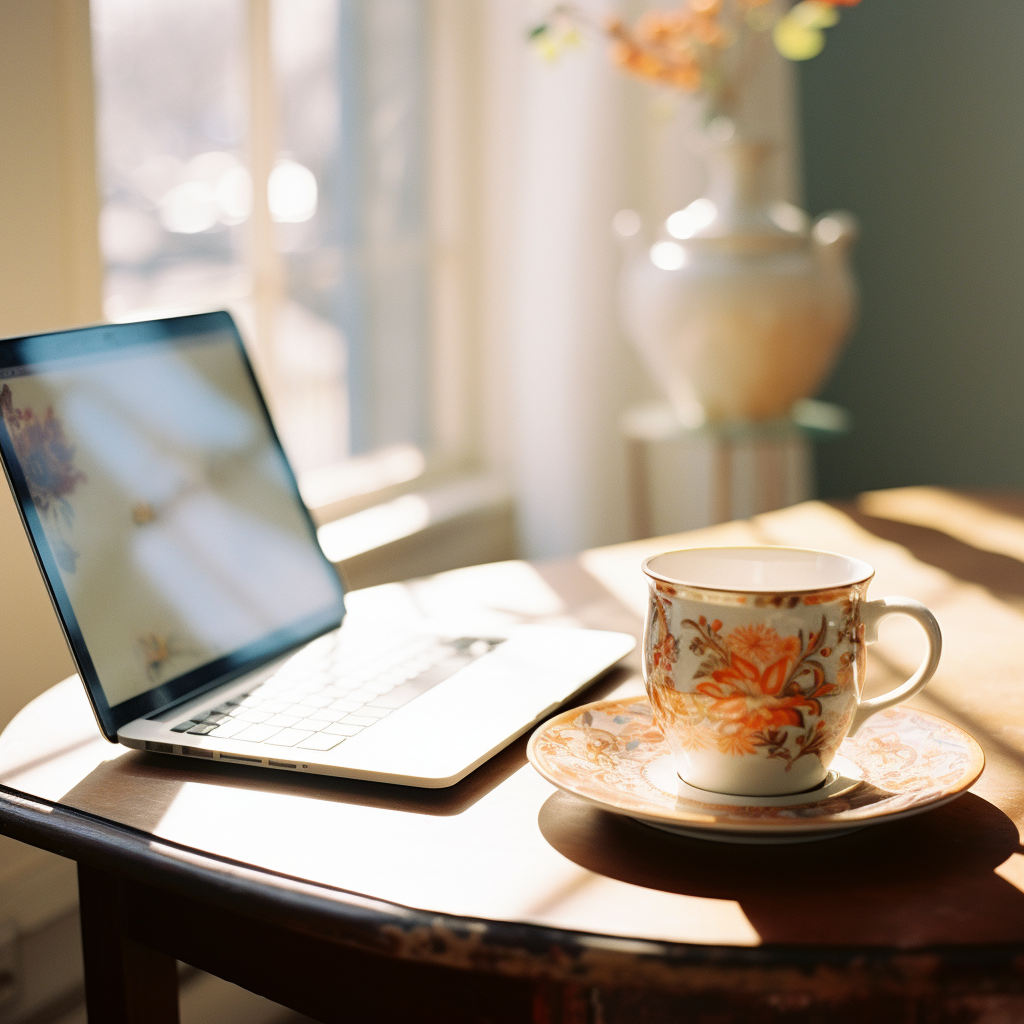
(93, 0, 504, 558)
(245, 0, 486, 507)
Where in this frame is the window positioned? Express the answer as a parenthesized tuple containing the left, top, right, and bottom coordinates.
(91, 0, 433, 483)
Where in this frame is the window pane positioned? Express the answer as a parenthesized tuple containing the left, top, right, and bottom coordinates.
(340, 0, 429, 455)
(92, 0, 430, 478)
(92, 0, 250, 320)
(269, 0, 350, 473)
(274, 0, 429, 459)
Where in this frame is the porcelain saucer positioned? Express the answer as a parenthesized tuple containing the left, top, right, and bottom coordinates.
(527, 698, 984, 844)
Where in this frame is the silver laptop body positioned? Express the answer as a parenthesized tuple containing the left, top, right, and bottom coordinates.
(0, 312, 633, 787)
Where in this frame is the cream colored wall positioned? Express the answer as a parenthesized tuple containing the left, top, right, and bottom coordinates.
(0, 1, 102, 884)
(0, 3, 103, 338)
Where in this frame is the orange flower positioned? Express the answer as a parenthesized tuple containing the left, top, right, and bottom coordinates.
(725, 624, 800, 668)
(696, 651, 838, 737)
(690, 14, 729, 47)
(753, 702, 805, 731)
(702, 653, 792, 698)
(717, 721, 757, 756)
(605, 5, 731, 93)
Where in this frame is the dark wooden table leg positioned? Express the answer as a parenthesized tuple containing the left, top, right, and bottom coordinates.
(78, 863, 180, 1024)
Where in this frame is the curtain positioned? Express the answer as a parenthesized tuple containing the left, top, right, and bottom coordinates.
(477, 1, 802, 558)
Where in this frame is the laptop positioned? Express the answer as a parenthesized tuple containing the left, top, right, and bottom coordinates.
(0, 311, 634, 787)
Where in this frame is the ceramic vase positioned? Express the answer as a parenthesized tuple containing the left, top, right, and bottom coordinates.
(616, 140, 858, 424)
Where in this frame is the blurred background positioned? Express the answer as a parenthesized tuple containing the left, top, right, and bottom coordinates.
(801, 1, 1024, 497)
(0, 1, 1020, 1020)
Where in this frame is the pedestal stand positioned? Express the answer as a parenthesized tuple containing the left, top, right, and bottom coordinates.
(621, 399, 849, 539)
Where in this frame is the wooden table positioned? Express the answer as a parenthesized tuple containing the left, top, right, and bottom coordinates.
(3, 489, 1024, 1023)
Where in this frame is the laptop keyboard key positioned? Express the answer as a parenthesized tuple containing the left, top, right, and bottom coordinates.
(355, 706, 390, 719)
(323, 723, 364, 737)
(162, 635, 500, 758)
(341, 715, 377, 727)
(265, 728, 314, 747)
(259, 700, 291, 714)
(234, 724, 282, 743)
(369, 657, 470, 710)
(328, 698, 361, 712)
(313, 709, 350, 723)
(295, 717, 331, 732)
(347, 688, 380, 704)
(239, 710, 272, 724)
(207, 718, 249, 739)
(297, 734, 344, 751)
(265, 713, 302, 728)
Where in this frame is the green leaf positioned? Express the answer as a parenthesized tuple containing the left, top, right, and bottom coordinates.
(773, 15, 826, 60)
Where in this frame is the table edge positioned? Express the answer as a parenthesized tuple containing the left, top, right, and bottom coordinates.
(2, 783, 1024, 997)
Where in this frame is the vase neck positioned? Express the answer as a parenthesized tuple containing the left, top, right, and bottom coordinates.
(690, 140, 802, 247)
(705, 141, 772, 224)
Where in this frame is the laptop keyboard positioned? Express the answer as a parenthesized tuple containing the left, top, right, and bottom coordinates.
(170, 633, 503, 753)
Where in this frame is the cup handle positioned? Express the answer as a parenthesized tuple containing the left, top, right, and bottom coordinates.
(848, 597, 942, 737)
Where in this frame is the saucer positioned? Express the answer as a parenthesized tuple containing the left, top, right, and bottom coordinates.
(527, 698, 984, 844)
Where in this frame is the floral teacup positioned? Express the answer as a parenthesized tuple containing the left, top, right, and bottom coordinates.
(641, 547, 942, 796)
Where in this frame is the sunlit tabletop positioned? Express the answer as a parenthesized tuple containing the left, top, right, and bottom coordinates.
(3, 488, 1024, 1013)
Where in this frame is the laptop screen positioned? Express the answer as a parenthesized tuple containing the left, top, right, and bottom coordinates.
(0, 312, 345, 739)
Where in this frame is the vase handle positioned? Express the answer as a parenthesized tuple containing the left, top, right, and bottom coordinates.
(812, 210, 858, 252)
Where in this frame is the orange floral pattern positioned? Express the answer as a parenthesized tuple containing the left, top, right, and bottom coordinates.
(645, 593, 864, 770)
(527, 699, 984, 835)
(529, 1, 863, 111)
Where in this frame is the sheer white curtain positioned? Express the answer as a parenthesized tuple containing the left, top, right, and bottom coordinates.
(475, 1, 800, 559)
(478, 1, 650, 560)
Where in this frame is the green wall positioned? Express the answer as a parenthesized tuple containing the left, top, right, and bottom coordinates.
(799, 1, 1024, 497)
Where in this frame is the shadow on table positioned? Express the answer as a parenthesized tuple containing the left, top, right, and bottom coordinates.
(537, 790, 1024, 946)
(58, 667, 635, 834)
(834, 502, 1024, 603)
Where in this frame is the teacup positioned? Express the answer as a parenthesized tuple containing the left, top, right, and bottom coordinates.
(641, 546, 941, 796)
